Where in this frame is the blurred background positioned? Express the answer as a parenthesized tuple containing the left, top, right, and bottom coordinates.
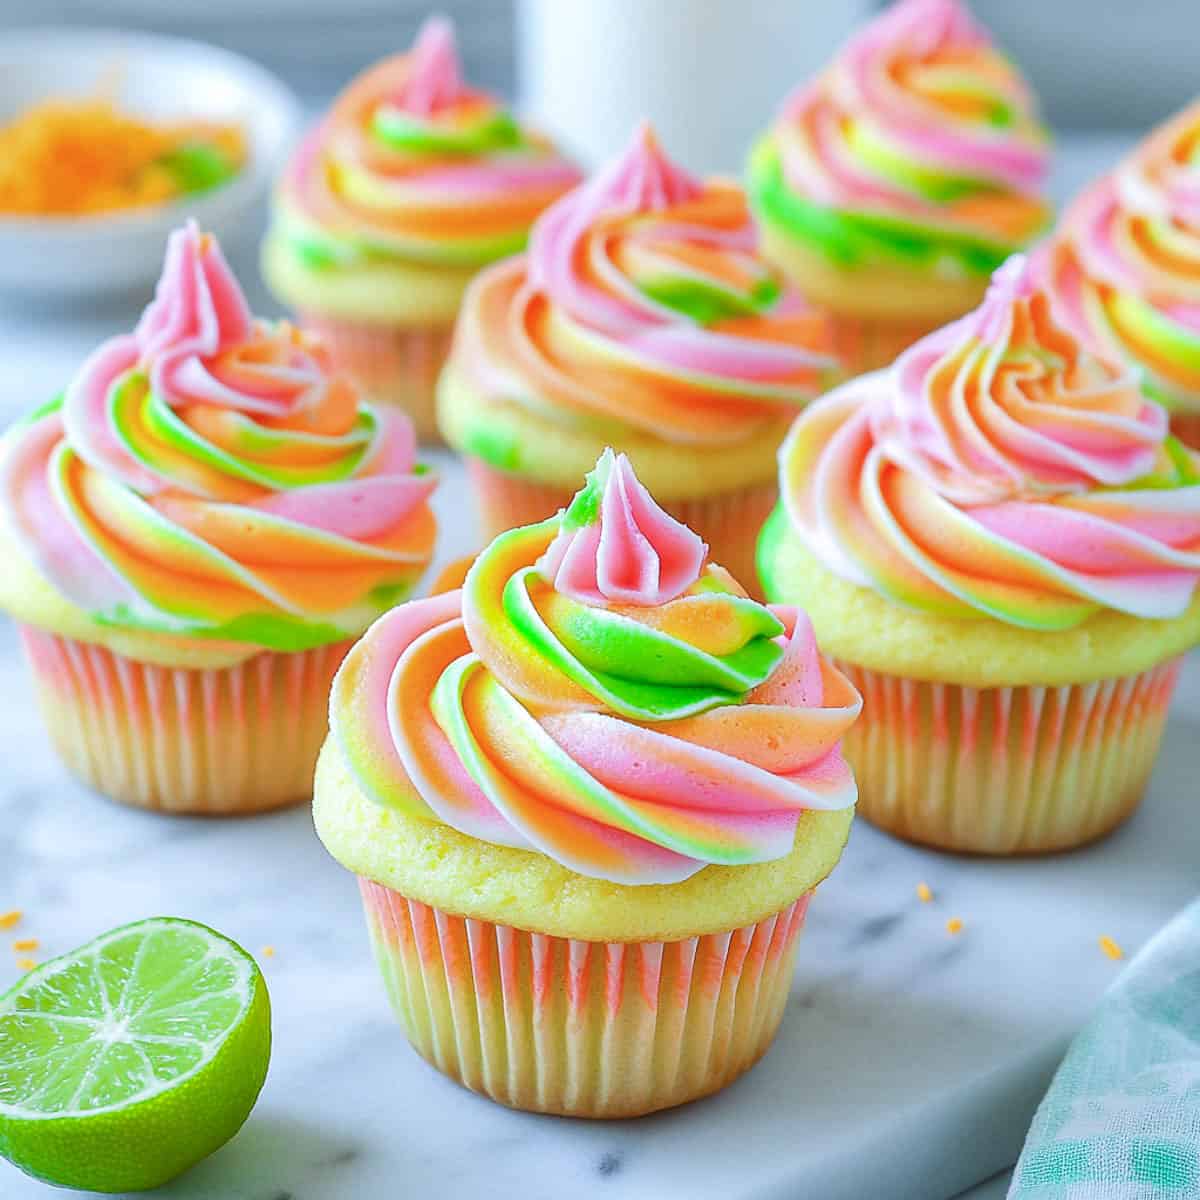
(7, 0, 1197, 171)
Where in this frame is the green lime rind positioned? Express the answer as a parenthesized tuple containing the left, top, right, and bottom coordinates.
(0, 917, 271, 1194)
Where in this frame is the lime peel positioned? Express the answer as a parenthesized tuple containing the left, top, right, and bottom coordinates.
(0, 917, 271, 1193)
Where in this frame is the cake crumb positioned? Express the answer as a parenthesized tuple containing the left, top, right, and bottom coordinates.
(12, 938, 38, 952)
(0, 911, 21, 930)
(16, 958, 35, 972)
(1099, 935, 1124, 961)
(946, 917, 964, 936)
(916, 882, 933, 903)
(261, 946, 276, 959)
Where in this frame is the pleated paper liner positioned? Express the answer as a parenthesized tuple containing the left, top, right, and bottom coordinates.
(465, 458, 777, 599)
(828, 311, 943, 378)
(299, 313, 453, 443)
(359, 879, 811, 1118)
(19, 626, 352, 816)
(837, 657, 1183, 855)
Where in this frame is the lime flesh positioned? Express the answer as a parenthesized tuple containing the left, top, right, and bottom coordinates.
(0, 917, 271, 1193)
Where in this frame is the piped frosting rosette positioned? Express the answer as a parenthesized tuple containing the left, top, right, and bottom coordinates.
(331, 450, 860, 885)
(1040, 100, 1200, 419)
(779, 255, 1200, 631)
(0, 223, 437, 654)
(748, 0, 1050, 279)
(276, 16, 580, 272)
(450, 123, 839, 448)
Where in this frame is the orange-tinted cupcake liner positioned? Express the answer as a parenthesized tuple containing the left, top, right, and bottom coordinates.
(837, 657, 1183, 855)
(828, 312, 945, 378)
(358, 878, 811, 1118)
(1169, 411, 1200, 452)
(299, 313, 453, 443)
(465, 458, 777, 599)
(19, 626, 352, 816)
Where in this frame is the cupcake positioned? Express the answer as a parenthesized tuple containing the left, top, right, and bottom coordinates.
(758, 255, 1200, 855)
(1039, 100, 1200, 450)
(315, 449, 861, 1117)
(0, 223, 437, 815)
(746, 0, 1052, 377)
(438, 122, 841, 592)
(262, 16, 581, 441)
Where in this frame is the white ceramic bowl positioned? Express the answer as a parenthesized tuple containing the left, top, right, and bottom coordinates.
(0, 28, 301, 296)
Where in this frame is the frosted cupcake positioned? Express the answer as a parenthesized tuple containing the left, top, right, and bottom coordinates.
(315, 450, 860, 1117)
(1039, 100, 1200, 450)
(758, 256, 1200, 855)
(439, 123, 840, 591)
(262, 16, 580, 440)
(747, 0, 1051, 376)
(0, 224, 437, 815)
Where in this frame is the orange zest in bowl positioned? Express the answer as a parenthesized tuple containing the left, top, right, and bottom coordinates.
(0, 98, 246, 217)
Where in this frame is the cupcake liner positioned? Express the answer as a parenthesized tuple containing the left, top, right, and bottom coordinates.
(837, 657, 1183, 855)
(1169, 410, 1200, 452)
(359, 878, 811, 1118)
(299, 313, 454, 443)
(19, 626, 352, 816)
(466, 458, 777, 599)
(829, 312, 944, 377)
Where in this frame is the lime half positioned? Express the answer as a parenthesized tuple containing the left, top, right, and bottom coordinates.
(0, 918, 271, 1193)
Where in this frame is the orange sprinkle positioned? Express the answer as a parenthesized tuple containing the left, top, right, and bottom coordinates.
(946, 917, 964, 935)
(0, 911, 21, 931)
(0, 98, 245, 217)
(261, 946, 276, 959)
(1099, 935, 1124, 961)
(16, 958, 36, 972)
(916, 882, 934, 903)
(11, 939, 38, 953)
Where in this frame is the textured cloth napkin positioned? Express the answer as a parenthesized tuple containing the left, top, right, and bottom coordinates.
(1009, 898, 1200, 1199)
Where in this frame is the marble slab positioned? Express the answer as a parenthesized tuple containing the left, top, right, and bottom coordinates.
(2, 133, 1196, 1200)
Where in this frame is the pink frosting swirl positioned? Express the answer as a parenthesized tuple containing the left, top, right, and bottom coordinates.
(331, 451, 860, 884)
(537, 450, 707, 605)
(451, 123, 839, 446)
(1, 223, 437, 649)
(778, 256, 1200, 629)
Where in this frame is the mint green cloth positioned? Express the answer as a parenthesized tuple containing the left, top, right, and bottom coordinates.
(1009, 899, 1200, 1199)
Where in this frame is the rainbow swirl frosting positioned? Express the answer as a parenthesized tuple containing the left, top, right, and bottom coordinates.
(448, 123, 839, 452)
(1040, 100, 1200, 418)
(331, 450, 860, 884)
(0, 223, 437, 651)
(274, 16, 580, 273)
(775, 255, 1200, 630)
(748, 0, 1051, 280)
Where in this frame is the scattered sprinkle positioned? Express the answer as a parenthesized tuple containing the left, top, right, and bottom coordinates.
(916, 882, 933, 903)
(261, 946, 276, 959)
(1099, 935, 1124, 961)
(0, 911, 21, 930)
(11, 938, 38, 953)
(16, 958, 36, 972)
(946, 918, 964, 936)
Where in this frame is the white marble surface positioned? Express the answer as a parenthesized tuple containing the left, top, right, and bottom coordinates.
(2, 134, 1197, 1200)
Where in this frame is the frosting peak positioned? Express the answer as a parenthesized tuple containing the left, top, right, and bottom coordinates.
(1, 226, 437, 650)
(272, 18, 580, 273)
(451, 125, 839, 449)
(538, 449, 707, 606)
(748, 0, 1050, 282)
(881, 253, 1165, 504)
(332, 453, 860, 884)
(390, 16, 465, 116)
(135, 223, 252, 369)
(1039, 99, 1200, 420)
(778, 257, 1200, 629)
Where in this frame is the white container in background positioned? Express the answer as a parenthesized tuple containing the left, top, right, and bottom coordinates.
(516, 0, 871, 175)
